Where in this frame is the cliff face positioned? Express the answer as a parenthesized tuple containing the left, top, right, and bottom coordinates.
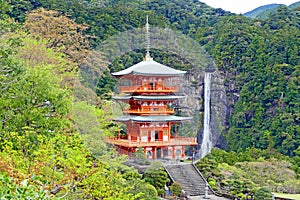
(178, 67, 232, 151)
(210, 71, 231, 149)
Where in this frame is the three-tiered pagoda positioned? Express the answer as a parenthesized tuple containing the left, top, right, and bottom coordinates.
(105, 18, 197, 160)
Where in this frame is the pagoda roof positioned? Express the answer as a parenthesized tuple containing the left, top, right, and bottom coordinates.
(111, 60, 186, 77)
(115, 115, 192, 122)
(112, 95, 185, 101)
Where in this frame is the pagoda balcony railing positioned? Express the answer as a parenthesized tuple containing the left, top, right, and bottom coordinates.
(119, 86, 178, 93)
(105, 136, 197, 148)
(123, 107, 174, 115)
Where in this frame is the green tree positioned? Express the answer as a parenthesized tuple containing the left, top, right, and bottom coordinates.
(0, 64, 71, 134)
(143, 161, 169, 196)
(0, 0, 11, 20)
(0, 174, 51, 199)
(169, 182, 183, 197)
(253, 187, 272, 200)
(24, 8, 90, 66)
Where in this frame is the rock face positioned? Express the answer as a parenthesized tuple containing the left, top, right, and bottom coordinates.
(178, 67, 229, 152)
(210, 71, 230, 149)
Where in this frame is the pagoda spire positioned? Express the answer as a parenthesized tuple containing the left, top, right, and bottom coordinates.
(145, 15, 153, 61)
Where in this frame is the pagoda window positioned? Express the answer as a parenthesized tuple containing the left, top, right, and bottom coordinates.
(150, 82, 155, 90)
(163, 130, 168, 141)
(155, 131, 159, 140)
(164, 78, 172, 87)
(150, 131, 155, 142)
(141, 130, 148, 142)
(120, 79, 132, 86)
(142, 79, 148, 90)
(157, 79, 163, 90)
(164, 77, 180, 87)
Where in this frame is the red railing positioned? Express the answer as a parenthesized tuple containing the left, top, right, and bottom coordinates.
(105, 136, 197, 147)
(123, 107, 174, 115)
(119, 86, 178, 93)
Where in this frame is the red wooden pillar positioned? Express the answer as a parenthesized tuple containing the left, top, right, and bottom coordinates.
(168, 122, 171, 141)
(172, 146, 175, 159)
(153, 147, 156, 160)
(181, 146, 185, 159)
(129, 148, 132, 159)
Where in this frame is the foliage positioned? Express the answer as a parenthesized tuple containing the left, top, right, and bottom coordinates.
(72, 101, 119, 157)
(196, 149, 300, 197)
(24, 8, 90, 65)
(169, 182, 183, 197)
(227, 63, 300, 156)
(143, 161, 170, 196)
(0, 56, 71, 135)
(72, 101, 107, 157)
(0, 174, 52, 199)
(0, 0, 11, 20)
(254, 186, 273, 200)
(211, 7, 300, 157)
(0, 130, 150, 199)
(15, 36, 72, 74)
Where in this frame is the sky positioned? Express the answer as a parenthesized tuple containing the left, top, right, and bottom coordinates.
(199, 0, 298, 14)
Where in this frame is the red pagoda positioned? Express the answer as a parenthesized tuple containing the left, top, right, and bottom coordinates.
(105, 18, 197, 160)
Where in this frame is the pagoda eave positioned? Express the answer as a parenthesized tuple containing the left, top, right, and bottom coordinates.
(111, 60, 186, 77)
(112, 95, 185, 101)
(115, 115, 192, 122)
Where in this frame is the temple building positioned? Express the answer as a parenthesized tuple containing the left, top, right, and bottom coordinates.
(105, 18, 197, 160)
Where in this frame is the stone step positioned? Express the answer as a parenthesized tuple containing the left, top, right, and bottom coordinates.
(165, 164, 213, 196)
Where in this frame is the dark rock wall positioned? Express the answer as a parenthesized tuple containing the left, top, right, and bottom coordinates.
(178, 67, 232, 151)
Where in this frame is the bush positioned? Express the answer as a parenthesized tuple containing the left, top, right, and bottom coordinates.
(139, 184, 158, 200)
(169, 182, 182, 196)
(254, 186, 272, 200)
(143, 161, 169, 193)
(208, 177, 217, 190)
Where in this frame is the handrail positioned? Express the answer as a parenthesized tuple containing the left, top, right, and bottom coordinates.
(123, 107, 174, 114)
(192, 163, 215, 195)
(164, 166, 175, 183)
(105, 136, 197, 147)
(119, 86, 179, 93)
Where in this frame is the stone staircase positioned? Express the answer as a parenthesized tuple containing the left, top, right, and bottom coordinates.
(164, 163, 213, 196)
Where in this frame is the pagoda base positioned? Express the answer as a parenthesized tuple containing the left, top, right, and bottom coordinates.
(113, 145, 191, 160)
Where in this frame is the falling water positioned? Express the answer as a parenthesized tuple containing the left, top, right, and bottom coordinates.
(201, 73, 212, 158)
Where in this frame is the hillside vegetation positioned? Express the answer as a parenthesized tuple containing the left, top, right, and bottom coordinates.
(244, 1, 300, 19)
(244, 4, 283, 19)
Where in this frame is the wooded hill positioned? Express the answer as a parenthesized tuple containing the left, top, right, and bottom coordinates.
(244, 1, 300, 19)
(0, 0, 299, 199)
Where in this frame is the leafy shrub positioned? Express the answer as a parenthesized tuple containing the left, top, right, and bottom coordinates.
(0, 174, 50, 199)
(143, 162, 169, 193)
(254, 186, 272, 200)
(169, 182, 182, 197)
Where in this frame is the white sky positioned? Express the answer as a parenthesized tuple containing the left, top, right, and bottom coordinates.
(200, 0, 298, 14)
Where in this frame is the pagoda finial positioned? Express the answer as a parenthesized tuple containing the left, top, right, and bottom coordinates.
(145, 15, 153, 61)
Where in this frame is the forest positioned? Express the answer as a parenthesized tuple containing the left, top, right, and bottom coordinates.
(0, 0, 299, 199)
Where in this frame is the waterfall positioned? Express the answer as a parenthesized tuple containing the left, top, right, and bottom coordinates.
(201, 73, 212, 158)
